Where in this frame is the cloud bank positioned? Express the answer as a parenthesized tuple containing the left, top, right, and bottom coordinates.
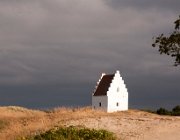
(0, 0, 179, 109)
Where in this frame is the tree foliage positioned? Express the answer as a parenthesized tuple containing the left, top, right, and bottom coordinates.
(152, 16, 180, 66)
(172, 105, 180, 116)
(156, 108, 170, 115)
(155, 105, 180, 116)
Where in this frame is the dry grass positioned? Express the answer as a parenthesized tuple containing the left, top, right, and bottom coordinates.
(0, 120, 9, 131)
(0, 106, 180, 140)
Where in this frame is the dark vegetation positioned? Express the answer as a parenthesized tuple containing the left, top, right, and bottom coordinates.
(0, 120, 8, 130)
(144, 105, 180, 116)
(152, 15, 180, 66)
(19, 126, 116, 140)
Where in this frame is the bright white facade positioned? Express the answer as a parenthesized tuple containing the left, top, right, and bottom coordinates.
(92, 70, 128, 113)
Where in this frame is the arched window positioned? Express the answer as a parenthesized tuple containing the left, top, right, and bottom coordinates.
(116, 102, 119, 106)
(99, 102, 101, 107)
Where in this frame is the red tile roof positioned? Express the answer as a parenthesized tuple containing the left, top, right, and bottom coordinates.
(93, 74, 114, 96)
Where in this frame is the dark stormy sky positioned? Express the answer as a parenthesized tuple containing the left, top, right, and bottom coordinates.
(0, 0, 180, 109)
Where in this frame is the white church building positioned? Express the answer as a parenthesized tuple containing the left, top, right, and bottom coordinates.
(92, 70, 128, 113)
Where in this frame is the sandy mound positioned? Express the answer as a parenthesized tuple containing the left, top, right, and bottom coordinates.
(0, 106, 180, 140)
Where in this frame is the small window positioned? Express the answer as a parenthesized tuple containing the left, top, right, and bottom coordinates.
(116, 102, 119, 106)
(117, 87, 119, 92)
(99, 102, 101, 107)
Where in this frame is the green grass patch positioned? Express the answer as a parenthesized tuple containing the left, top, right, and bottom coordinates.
(19, 126, 116, 140)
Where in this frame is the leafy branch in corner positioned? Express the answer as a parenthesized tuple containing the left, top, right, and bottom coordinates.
(152, 15, 180, 66)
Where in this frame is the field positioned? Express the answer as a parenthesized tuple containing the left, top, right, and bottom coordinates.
(0, 106, 180, 140)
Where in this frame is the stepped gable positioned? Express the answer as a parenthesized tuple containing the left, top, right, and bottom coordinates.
(93, 74, 114, 96)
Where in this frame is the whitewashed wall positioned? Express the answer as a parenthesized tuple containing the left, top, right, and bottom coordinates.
(92, 96, 107, 112)
(107, 71, 128, 112)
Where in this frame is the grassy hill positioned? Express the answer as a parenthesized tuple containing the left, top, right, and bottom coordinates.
(0, 106, 180, 140)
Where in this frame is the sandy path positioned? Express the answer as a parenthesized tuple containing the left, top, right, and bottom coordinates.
(63, 111, 180, 140)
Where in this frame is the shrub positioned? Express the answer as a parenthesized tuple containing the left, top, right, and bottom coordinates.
(156, 108, 171, 115)
(155, 105, 180, 116)
(19, 126, 116, 140)
(172, 105, 180, 116)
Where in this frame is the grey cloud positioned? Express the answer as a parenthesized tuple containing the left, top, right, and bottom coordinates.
(105, 0, 180, 13)
(0, 0, 179, 109)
